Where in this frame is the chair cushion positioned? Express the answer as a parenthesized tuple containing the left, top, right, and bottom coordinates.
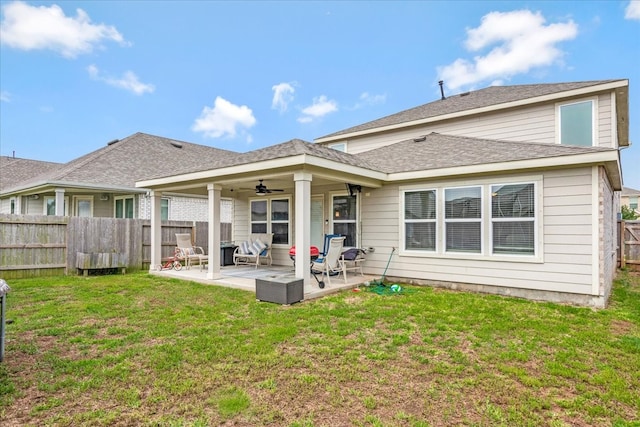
(240, 241, 251, 255)
(184, 248, 195, 256)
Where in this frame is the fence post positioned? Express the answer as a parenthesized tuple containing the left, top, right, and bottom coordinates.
(620, 220, 626, 269)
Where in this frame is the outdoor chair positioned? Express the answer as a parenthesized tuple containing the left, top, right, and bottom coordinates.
(311, 236, 346, 286)
(233, 233, 273, 268)
(175, 233, 206, 269)
(339, 247, 367, 277)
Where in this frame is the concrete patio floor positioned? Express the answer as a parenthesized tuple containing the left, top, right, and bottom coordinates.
(150, 264, 377, 301)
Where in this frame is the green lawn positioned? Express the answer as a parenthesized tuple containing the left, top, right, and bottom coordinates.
(0, 271, 639, 426)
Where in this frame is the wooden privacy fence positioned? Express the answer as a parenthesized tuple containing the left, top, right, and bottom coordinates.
(0, 214, 232, 279)
(619, 220, 640, 271)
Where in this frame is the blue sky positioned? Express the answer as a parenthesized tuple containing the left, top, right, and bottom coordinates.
(1, 1, 639, 189)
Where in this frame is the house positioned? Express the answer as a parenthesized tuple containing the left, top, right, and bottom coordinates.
(621, 187, 640, 216)
(137, 79, 628, 307)
(0, 156, 62, 214)
(0, 132, 236, 222)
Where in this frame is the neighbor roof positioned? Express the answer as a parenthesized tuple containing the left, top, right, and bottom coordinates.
(622, 186, 640, 196)
(0, 156, 62, 192)
(1, 133, 238, 194)
(316, 79, 627, 141)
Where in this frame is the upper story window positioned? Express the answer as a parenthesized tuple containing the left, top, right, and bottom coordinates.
(558, 99, 594, 147)
(329, 142, 347, 152)
(630, 196, 638, 211)
(115, 196, 135, 218)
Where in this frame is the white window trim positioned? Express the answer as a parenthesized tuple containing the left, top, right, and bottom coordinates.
(330, 191, 359, 247)
(555, 97, 598, 146)
(249, 196, 292, 247)
(329, 142, 347, 152)
(114, 195, 136, 218)
(73, 195, 94, 217)
(489, 182, 537, 257)
(161, 197, 170, 221)
(399, 175, 543, 263)
(444, 185, 484, 256)
(401, 188, 438, 253)
(43, 196, 70, 215)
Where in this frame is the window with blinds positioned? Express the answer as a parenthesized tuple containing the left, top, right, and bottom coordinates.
(491, 183, 535, 254)
(445, 187, 482, 253)
(404, 190, 436, 251)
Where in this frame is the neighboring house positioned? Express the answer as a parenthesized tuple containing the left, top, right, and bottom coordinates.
(621, 186, 640, 215)
(0, 156, 63, 214)
(137, 79, 627, 307)
(0, 132, 235, 222)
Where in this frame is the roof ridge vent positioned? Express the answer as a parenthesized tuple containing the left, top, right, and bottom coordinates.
(170, 141, 183, 148)
(106, 139, 119, 146)
(459, 91, 470, 97)
(413, 135, 427, 142)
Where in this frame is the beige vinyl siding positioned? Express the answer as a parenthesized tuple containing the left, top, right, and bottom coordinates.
(360, 168, 596, 296)
(340, 91, 616, 154)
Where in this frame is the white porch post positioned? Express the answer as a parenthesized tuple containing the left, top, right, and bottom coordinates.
(294, 172, 312, 291)
(207, 184, 222, 280)
(54, 188, 65, 216)
(149, 191, 162, 272)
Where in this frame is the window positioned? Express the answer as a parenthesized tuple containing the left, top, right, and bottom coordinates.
(445, 187, 482, 253)
(329, 142, 347, 152)
(271, 199, 289, 244)
(161, 198, 169, 221)
(332, 194, 357, 246)
(10, 198, 15, 214)
(250, 198, 290, 245)
(403, 190, 436, 251)
(630, 196, 638, 211)
(43, 196, 68, 216)
(115, 196, 135, 218)
(74, 196, 93, 217)
(559, 100, 594, 146)
(491, 183, 535, 255)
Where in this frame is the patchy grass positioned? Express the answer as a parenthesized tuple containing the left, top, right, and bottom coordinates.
(0, 271, 639, 426)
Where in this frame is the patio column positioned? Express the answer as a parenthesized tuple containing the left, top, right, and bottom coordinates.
(54, 188, 65, 216)
(149, 191, 162, 272)
(294, 171, 312, 291)
(207, 184, 222, 280)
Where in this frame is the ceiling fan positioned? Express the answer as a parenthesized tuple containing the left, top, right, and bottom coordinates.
(254, 179, 284, 195)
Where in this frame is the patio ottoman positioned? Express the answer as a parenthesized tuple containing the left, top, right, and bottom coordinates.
(255, 275, 303, 305)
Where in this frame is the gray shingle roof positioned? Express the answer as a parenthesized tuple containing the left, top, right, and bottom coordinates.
(0, 156, 62, 192)
(2, 132, 238, 192)
(622, 186, 640, 196)
(356, 133, 617, 174)
(142, 138, 381, 180)
(318, 80, 624, 140)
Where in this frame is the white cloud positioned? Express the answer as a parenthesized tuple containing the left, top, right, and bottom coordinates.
(438, 10, 578, 91)
(298, 95, 338, 123)
(192, 96, 257, 139)
(271, 82, 296, 113)
(351, 92, 386, 110)
(625, 1, 640, 20)
(0, 91, 10, 102)
(0, 1, 127, 58)
(87, 65, 155, 95)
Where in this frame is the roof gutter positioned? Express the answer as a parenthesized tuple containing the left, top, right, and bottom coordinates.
(0, 181, 148, 197)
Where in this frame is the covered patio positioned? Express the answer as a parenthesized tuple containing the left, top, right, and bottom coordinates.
(137, 139, 385, 293)
(151, 264, 377, 301)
